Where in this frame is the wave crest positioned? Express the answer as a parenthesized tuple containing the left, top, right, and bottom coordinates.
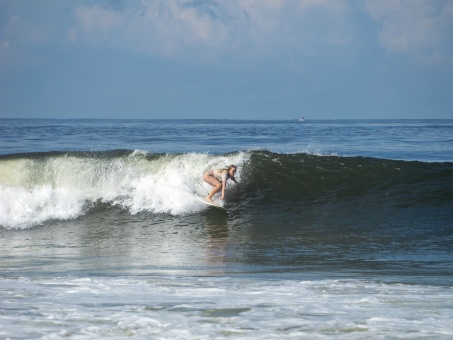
(0, 150, 248, 229)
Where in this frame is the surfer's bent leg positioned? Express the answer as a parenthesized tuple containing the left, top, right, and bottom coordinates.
(203, 171, 222, 201)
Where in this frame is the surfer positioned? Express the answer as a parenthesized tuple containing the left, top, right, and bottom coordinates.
(203, 165, 238, 202)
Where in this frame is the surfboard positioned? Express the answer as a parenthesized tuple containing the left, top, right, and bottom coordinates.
(196, 196, 226, 211)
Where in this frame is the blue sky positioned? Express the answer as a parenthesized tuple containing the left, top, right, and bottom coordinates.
(1, 0, 452, 120)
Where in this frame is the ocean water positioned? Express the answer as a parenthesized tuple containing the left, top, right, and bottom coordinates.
(1, 118, 453, 339)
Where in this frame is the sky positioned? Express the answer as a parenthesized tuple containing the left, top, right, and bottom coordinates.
(1, 0, 453, 120)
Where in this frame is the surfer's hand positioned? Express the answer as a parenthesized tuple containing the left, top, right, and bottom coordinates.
(220, 195, 225, 200)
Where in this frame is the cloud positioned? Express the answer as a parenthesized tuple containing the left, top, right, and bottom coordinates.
(75, 5, 124, 34)
(363, 0, 453, 62)
(68, 0, 353, 61)
(0, 14, 53, 73)
(3, 15, 52, 45)
(2, 0, 452, 70)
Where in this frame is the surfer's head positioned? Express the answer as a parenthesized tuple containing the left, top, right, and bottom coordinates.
(227, 165, 237, 177)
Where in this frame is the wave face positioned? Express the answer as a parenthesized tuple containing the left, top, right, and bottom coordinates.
(238, 151, 453, 234)
(1, 150, 452, 229)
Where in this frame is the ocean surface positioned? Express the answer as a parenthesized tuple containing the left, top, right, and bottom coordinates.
(1, 118, 453, 339)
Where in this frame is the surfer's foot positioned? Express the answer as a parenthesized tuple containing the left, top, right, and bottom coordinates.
(205, 196, 214, 202)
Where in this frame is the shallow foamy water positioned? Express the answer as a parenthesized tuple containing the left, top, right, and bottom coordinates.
(2, 275, 453, 339)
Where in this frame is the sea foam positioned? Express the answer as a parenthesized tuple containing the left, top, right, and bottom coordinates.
(0, 151, 247, 229)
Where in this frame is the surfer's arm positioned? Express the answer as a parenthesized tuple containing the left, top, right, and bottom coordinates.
(220, 181, 226, 200)
(220, 172, 228, 200)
